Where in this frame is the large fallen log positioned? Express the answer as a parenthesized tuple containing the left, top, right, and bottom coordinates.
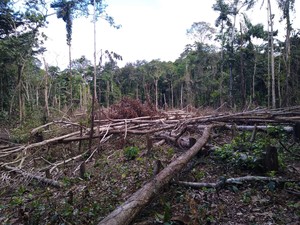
(98, 125, 214, 225)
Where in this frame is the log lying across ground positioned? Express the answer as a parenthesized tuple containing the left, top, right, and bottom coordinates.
(176, 176, 299, 189)
(3, 165, 63, 188)
(98, 125, 214, 225)
(2, 107, 299, 158)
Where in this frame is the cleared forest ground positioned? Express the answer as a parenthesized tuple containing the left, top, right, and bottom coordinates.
(0, 102, 299, 225)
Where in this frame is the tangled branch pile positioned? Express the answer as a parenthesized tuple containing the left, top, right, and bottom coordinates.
(110, 97, 158, 119)
(0, 105, 299, 224)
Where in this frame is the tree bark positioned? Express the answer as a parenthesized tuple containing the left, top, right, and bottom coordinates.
(170, 81, 174, 109)
(240, 22, 246, 107)
(3, 165, 62, 188)
(155, 78, 158, 110)
(98, 125, 213, 225)
(69, 44, 73, 104)
(268, 0, 276, 108)
(252, 47, 257, 103)
(43, 57, 50, 118)
(89, 0, 97, 153)
(184, 63, 192, 106)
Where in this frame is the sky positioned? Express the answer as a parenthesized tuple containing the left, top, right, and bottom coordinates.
(41, 0, 300, 69)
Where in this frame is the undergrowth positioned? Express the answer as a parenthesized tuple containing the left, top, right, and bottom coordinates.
(213, 126, 288, 172)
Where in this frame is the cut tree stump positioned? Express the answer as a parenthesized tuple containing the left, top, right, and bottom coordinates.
(98, 125, 214, 225)
(264, 146, 279, 172)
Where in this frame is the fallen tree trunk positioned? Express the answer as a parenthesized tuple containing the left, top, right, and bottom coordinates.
(196, 124, 294, 132)
(176, 175, 298, 189)
(3, 165, 63, 188)
(98, 125, 214, 225)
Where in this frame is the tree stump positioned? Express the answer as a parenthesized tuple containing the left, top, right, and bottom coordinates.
(264, 146, 279, 172)
(293, 122, 300, 142)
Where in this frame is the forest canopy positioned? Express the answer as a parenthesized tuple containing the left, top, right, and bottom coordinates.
(0, 0, 299, 124)
(1, 1, 300, 225)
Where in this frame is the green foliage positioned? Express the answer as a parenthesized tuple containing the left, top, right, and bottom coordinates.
(155, 202, 172, 224)
(123, 146, 140, 160)
(214, 127, 287, 171)
(242, 191, 251, 204)
(11, 110, 44, 143)
(166, 147, 175, 158)
(192, 169, 206, 180)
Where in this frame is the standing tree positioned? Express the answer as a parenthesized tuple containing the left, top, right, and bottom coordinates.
(277, 0, 295, 106)
(88, 0, 121, 152)
(267, 0, 276, 108)
(50, 0, 120, 152)
(213, 0, 256, 107)
(0, 0, 46, 121)
(51, 0, 76, 104)
(241, 14, 267, 104)
(186, 21, 216, 44)
(213, 0, 232, 106)
(145, 60, 164, 110)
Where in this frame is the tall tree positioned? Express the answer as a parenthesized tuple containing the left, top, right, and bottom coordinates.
(267, 0, 276, 108)
(186, 21, 216, 44)
(0, 0, 46, 121)
(277, 0, 295, 106)
(146, 60, 164, 110)
(51, 0, 76, 103)
(214, 0, 256, 107)
(242, 14, 267, 104)
(213, 0, 231, 106)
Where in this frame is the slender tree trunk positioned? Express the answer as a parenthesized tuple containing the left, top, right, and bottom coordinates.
(284, 1, 291, 106)
(155, 78, 158, 110)
(43, 57, 50, 118)
(267, 41, 271, 108)
(97, 51, 102, 103)
(268, 0, 276, 108)
(278, 60, 282, 107)
(106, 80, 110, 107)
(163, 93, 167, 109)
(69, 44, 73, 105)
(252, 48, 257, 103)
(180, 83, 183, 109)
(36, 88, 39, 107)
(89, 0, 97, 152)
(19, 84, 22, 122)
(229, 6, 238, 108)
(10, 64, 25, 117)
(240, 22, 245, 107)
(171, 81, 174, 109)
(0, 75, 2, 111)
(185, 63, 192, 106)
(136, 84, 139, 100)
(219, 21, 225, 106)
(79, 85, 82, 109)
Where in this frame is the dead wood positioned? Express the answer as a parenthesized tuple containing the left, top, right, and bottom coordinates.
(196, 124, 293, 132)
(3, 165, 63, 188)
(176, 175, 298, 189)
(14, 130, 82, 153)
(97, 125, 214, 225)
(62, 124, 176, 143)
(40, 150, 88, 173)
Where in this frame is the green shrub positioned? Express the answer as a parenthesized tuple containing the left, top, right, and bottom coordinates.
(123, 146, 140, 160)
(214, 128, 287, 171)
